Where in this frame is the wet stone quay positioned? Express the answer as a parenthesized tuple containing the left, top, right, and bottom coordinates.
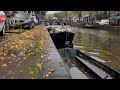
(0, 25, 71, 79)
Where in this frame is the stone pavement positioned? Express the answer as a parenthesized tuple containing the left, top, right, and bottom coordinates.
(0, 25, 71, 79)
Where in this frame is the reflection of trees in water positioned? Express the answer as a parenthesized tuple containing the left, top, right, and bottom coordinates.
(80, 33, 93, 52)
(73, 32, 82, 46)
(73, 27, 120, 72)
(96, 30, 111, 50)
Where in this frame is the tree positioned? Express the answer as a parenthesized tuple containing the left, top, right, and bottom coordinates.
(34, 11, 47, 20)
(40, 11, 47, 16)
(96, 11, 108, 20)
(53, 11, 66, 20)
(71, 11, 82, 22)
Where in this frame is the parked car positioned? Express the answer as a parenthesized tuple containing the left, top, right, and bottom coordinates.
(100, 19, 109, 25)
(11, 12, 35, 29)
(0, 11, 6, 36)
(31, 15, 38, 25)
(94, 19, 109, 25)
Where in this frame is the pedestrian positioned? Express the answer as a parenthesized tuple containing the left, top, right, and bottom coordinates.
(61, 21, 64, 28)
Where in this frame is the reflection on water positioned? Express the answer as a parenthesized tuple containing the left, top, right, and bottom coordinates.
(71, 27, 120, 72)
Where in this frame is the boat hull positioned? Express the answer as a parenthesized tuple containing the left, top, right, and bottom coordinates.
(50, 32, 75, 49)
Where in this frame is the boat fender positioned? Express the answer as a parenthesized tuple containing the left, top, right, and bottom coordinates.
(65, 41, 70, 47)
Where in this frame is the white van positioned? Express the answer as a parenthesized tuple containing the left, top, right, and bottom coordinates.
(100, 19, 109, 25)
(95, 19, 109, 25)
(0, 11, 6, 36)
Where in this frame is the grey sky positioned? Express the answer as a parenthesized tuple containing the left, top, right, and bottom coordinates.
(47, 11, 60, 14)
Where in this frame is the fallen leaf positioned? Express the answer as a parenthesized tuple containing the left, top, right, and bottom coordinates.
(43, 75, 45, 78)
(9, 61, 12, 64)
(2, 64, 7, 68)
(51, 61, 54, 64)
(0, 57, 5, 61)
(23, 57, 26, 60)
(3, 53, 7, 56)
(8, 71, 13, 75)
(41, 55, 44, 58)
(5, 44, 7, 47)
(48, 72, 52, 75)
(10, 46, 14, 49)
(51, 69, 55, 72)
(59, 61, 64, 66)
(20, 70, 23, 73)
(41, 60, 44, 63)
(18, 58, 20, 60)
(11, 53, 14, 57)
(4, 50, 8, 53)
(37, 63, 43, 69)
(29, 70, 34, 75)
(16, 60, 19, 62)
(48, 68, 55, 73)
(27, 53, 31, 56)
(46, 74, 49, 77)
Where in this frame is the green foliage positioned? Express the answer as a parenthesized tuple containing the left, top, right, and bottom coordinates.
(96, 11, 108, 20)
(53, 11, 68, 20)
(32, 41, 41, 55)
(34, 11, 47, 16)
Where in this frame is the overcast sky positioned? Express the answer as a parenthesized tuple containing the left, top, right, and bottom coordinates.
(47, 11, 60, 14)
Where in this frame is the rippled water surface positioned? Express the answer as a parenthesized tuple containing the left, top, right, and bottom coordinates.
(71, 26, 120, 72)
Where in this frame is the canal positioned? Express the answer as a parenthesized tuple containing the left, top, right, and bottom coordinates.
(70, 26, 120, 73)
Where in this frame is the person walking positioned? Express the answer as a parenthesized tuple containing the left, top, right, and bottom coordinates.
(61, 21, 64, 28)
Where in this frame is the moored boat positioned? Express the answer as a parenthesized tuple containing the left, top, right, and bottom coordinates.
(58, 48, 120, 79)
(46, 26, 75, 49)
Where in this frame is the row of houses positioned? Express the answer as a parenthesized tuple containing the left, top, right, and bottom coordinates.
(66, 11, 120, 26)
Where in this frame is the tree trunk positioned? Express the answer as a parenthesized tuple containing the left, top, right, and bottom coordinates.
(78, 12, 81, 23)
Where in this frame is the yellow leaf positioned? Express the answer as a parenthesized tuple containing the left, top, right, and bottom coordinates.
(27, 53, 31, 56)
(20, 70, 23, 73)
(4, 50, 8, 53)
(18, 58, 20, 60)
(11, 53, 14, 57)
(23, 57, 26, 60)
(41, 55, 44, 58)
(30, 70, 34, 75)
(2, 64, 7, 68)
(0, 52, 3, 54)
(3, 53, 7, 56)
(8, 71, 13, 75)
(59, 61, 64, 66)
(37, 63, 42, 69)
(51, 61, 54, 64)
(0, 57, 5, 61)
(5, 44, 7, 47)
(9, 61, 12, 64)
(51, 69, 55, 72)
(48, 72, 52, 75)
(11, 46, 14, 49)
(15, 45, 18, 48)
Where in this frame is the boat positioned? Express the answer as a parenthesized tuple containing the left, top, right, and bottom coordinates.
(58, 48, 120, 79)
(46, 26, 75, 49)
(50, 31, 75, 49)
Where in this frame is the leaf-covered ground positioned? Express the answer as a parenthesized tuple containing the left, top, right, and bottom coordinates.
(0, 25, 67, 79)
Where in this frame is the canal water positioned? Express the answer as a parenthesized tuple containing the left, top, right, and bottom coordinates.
(70, 26, 120, 73)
